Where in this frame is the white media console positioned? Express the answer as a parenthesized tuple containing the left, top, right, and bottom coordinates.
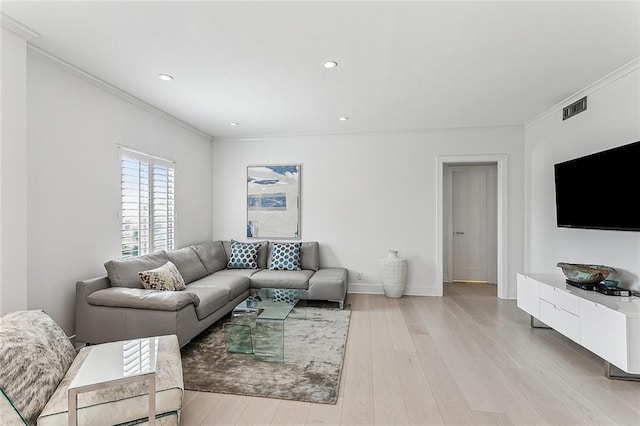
(517, 273, 640, 380)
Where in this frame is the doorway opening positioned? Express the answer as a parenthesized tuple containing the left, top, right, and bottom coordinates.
(436, 155, 509, 299)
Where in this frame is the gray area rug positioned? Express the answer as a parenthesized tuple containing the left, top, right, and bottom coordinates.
(180, 303, 351, 404)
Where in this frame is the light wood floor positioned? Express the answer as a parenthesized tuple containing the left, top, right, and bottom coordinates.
(179, 283, 640, 425)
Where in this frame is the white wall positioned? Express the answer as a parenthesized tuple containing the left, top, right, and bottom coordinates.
(1, 27, 28, 314)
(27, 51, 213, 334)
(212, 127, 524, 297)
(524, 61, 640, 292)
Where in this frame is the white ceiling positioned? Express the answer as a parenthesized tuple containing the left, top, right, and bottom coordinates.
(2, 1, 639, 139)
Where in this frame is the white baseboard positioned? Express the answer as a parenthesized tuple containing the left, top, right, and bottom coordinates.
(347, 282, 384, 294)
(347, 282, 442, 297)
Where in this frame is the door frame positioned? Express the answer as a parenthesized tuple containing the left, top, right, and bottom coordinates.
(436, 154, 509, 299)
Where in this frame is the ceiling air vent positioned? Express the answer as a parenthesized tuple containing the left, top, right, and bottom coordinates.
(563, 96, 587, 121)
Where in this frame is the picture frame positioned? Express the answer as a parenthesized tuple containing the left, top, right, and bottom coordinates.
(247, 164, 300, 239)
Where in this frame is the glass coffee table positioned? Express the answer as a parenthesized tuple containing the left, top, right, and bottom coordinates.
(226, 288, 307, 363)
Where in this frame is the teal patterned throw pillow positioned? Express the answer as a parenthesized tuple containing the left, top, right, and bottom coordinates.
(269, 242, 302, 271)
(228, 240, 261, 269)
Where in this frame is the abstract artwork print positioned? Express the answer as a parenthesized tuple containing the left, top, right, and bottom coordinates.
(247, 165, 300, 239)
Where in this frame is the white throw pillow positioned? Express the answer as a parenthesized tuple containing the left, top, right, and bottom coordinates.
(138, 261, 186, 291)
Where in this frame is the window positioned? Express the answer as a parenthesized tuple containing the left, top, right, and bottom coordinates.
(119, 147, 175, 258)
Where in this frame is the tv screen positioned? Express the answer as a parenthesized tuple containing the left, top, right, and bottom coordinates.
(554, 141, 640, 232)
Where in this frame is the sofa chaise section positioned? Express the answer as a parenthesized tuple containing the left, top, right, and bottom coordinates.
(75, 246, 251, 348)
(75, 274, 248, 348)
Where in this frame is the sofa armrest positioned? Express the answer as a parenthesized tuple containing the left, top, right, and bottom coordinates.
(76, 276, 111, 297)
(87, 287, 200, 311)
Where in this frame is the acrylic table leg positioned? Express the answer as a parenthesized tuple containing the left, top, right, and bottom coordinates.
(148, 374, 156, 425)
(68, 389, 77, 426)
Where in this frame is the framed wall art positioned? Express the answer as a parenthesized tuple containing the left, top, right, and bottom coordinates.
(247, 164, 300, 239)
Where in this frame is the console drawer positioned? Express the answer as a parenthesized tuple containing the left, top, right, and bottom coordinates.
(539, 299, 580, 342)
(579, 299, 627, 370)
(539, 284, 580, 315)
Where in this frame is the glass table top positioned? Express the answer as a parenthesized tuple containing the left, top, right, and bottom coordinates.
(232, 288, 307, 321)
(69, 337, 159, 390)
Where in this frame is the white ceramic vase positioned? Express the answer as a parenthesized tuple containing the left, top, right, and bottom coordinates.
(380, 250, 408, 298)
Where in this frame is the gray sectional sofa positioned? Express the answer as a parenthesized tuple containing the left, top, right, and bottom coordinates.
(75, 240, 347, 347)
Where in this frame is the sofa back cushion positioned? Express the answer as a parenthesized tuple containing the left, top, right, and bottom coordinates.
(104, 251, 169, 288)
(166, 247, 208, 284)
(191, 241, 228, 274)
(0, 310, 76, 425)
(300, 241, 320, 271)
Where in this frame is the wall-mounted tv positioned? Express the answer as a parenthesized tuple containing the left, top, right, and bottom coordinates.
(554, 141, 640, 232)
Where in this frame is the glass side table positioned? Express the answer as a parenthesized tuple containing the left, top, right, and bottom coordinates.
(67, 337, 159, 426)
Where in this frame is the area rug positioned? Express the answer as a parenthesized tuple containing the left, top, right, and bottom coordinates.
(180, 303, 351, 404)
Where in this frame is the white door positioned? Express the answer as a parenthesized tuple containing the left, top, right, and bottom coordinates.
(447, 165, 497, 283)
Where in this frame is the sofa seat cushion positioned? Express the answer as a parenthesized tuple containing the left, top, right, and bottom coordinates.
(87, 287, 200, 311)
(250, 270, 314, 289)
(166, 247, 209, 284)
(182, 287, 229, 320)
(214, 268, 261, 278)
(0, 310, 77, 426)
(105, 251, 169, 289)
(191, 241, 227, 274)
(187, 274, 250, 300)
(37, 335, 183, 425)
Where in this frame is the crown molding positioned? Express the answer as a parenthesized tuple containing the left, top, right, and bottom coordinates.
(27, 44, 214, 141)
(214, 124, 524, 142)
(524, 57, 640, 129)
(0, 12, 40, 40)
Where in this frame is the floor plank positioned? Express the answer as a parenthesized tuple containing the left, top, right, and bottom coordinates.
(369, 295, 409, 424)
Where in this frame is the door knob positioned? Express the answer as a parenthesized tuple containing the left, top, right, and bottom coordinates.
(453, 231, 464, 235)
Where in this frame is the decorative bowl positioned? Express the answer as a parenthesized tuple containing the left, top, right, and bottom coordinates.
(556, 262, 615, 284)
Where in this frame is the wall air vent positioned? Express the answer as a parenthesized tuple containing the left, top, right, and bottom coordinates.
(563, 96, 587, 121)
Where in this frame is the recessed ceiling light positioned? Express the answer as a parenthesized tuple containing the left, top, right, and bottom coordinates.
(339, 116, 349, 121)
(158, 74, 174, 81)
(322, 61, 338, 69)
(229, 122, 239, 126)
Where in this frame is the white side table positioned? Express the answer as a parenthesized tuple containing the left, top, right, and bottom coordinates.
(68, 337, 159, 425)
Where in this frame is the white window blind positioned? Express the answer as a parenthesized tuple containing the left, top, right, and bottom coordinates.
(119, 147, 175, 258)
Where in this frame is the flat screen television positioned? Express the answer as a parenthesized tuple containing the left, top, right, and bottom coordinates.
(554, 141, 640, 232)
